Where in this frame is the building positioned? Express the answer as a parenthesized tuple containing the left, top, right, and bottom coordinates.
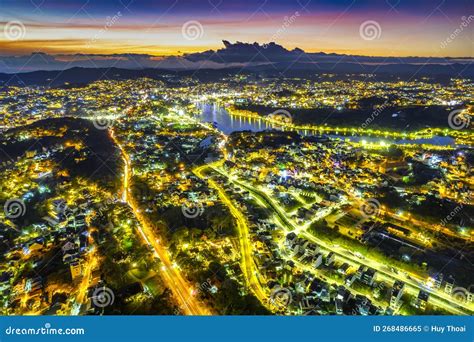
(444, 275, 455, 295)
(305, 243, 320, 256)
(337, 263, 350, 275)
(390, 280, 405, 310)
(70, 260, 83, 282)
(355, 295, 372, 316)
(361, 268, 377, 287)
(467, 287, 474, 303)
(285, 232, 297, 248)
(310, 280, 330, 302)
(335, 285, 352, 315)
(415, 290, 430, 311)
(24, 277, 43, 293)
(335, 299, 344, 315)
(325, 252, 335, 266)
(312, 253, 323, 269)
(345, 274, 357, 287)
(356, 265, 366, 279)
(433, 273, 443, 289)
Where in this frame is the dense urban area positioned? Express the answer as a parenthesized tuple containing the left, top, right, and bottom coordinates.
(0, 74, 472, 316)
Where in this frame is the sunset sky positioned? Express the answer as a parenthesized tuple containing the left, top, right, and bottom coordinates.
(0, 0, 473, 57)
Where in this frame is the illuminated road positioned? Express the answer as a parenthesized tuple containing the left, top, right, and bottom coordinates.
(75, 247, 97, 308)
(111, 110, 471, 315)
(110, 129, 210, 315)
(219, 169, 473, 315)
(194, 163, 270, 308)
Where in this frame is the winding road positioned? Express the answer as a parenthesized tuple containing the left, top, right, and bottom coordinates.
(110, 129, 211, 315)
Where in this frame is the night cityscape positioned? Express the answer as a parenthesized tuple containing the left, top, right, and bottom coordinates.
(0, 0, 472, 323)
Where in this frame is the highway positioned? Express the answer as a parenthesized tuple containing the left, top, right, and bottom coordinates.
(110, 129, 211, 315)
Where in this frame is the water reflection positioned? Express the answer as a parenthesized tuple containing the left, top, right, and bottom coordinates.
(196, 103, 455, 146)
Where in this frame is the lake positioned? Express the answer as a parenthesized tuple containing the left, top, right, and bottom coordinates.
(196, 103, 456, 146)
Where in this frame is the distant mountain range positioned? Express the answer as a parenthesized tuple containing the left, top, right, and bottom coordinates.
(1, 41, 472, 86)
(186, 40, 473, 65)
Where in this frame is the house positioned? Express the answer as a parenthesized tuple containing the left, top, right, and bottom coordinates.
(444, 275, 454, 295)
(309, 280, 330, 302)
(345, 274, 357, 287)
(325, 252, 335, 266)
(337, 263, 350, 275)
(433, 273, 443, 289)
(335, 299, 344, 315)
(467, 288, 474, 303)
(361, 268, 377, 286)
(336, 285, 352, 303)
(335, 286, 352, 314)
(390, 280, 405, 310)
(305, 243, 320, 256)
(28, 242, 44, 253)
(24, 277, 43, 294)
(355, 295, 372, 315)
(285, 233, 297, 248)
(356, 265, 367, 279)
(312, 253, 323, 269)
(415, 290, 430, 311)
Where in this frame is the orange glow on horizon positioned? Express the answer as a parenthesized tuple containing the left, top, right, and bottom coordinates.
(0, 11, 472, 58)
(1, 38, 472, 58)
